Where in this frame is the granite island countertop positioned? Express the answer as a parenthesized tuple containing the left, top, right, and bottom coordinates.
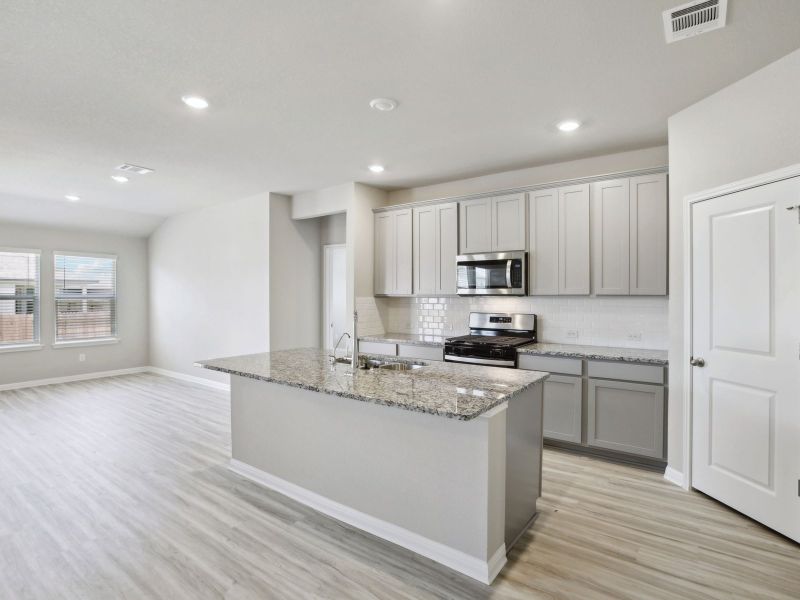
(196, 348, 548, 421)
(359, 334, 668, 365)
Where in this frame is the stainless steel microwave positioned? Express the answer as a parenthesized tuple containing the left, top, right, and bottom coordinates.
(456, 252, 527, 296)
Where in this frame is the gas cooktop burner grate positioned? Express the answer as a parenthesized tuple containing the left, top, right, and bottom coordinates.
(446, 335, 534, 347)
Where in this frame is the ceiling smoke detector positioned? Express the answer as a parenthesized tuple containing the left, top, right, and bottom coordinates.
(116, 163, 155, 175)
(663, 0, 727, 44)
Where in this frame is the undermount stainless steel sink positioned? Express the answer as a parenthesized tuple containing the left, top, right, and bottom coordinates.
(361, 358, 427, 371)
(377, 362, 425, 371)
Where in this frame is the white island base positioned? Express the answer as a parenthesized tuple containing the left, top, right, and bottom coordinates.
(228, 374, 543, 584)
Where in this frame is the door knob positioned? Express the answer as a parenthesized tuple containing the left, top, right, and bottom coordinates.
(690, 357, 705, 367)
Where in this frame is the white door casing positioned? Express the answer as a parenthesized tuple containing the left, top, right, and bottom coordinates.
(688, 171, 800, 543)
(323, 244, 347, 351)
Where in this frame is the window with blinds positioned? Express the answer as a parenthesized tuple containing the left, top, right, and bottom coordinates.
(0, 250, 41, 347)
(54, 253, 117, 342)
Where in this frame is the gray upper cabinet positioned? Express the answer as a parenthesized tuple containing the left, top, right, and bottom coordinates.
(491, 193, 527, 252)
(557, 184, 591, 295)
(590, 174, 667, 296)
(435, 202, 459, 294)
(629, 173, 667, 295)
(459, 197, 492, 254)
(374, 208, 412, 296)
(413, 202, 458, 296)
(528, 184, 590, 296)
(413, 205, 437, 295)
(591, 179, 630, 295)
(374, 212, 394, 295)
(529, 188, 559, 295)
(459, 193, 526, 254)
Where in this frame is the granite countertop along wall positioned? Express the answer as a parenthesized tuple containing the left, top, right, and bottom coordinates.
(359, 332, 446, 347)
(196, 348, 548, 421)
(358, 334, 668, 365)
(517, 343, 668, 365)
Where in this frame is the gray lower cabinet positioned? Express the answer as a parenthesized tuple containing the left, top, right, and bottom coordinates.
(542, 374, 582, 444)
(587, 378, 664, 459)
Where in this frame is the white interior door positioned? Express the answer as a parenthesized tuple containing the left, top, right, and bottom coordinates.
(691, 175, 800, 542)
(324, 244, 347, 351)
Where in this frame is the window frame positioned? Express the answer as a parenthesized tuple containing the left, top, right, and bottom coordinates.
(52, 251, 119, 347)
(0, 247, 42, 351)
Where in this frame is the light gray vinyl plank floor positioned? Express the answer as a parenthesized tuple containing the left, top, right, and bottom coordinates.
(0, 373, 797, 600)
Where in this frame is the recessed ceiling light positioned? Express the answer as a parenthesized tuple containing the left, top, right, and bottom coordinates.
(369, 98, 397, 112)
(181, 95, 209, 110)
(64, 194, 80, 202)
(368, 164, 385, 173)
(557, 120, 581, 132)
(111, 175, 129, 183)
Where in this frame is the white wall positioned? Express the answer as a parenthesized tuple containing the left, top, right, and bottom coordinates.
(666, 48, 800, 474)
(148, 193, 269, 383)
(269, 193, 322, 351)
(320, 212, 346, 245)
(291, 182, 388, 337)
(0, 223, 148, 385)
(387, 146, 668, 205)
(292, 182, 353, 220)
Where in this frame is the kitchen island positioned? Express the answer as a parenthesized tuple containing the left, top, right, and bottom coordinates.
(196, 348, 548, 584)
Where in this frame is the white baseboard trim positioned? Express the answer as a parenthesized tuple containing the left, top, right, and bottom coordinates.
(146, 367, 230, 392)
(663, 466, 685, 488)
(0, 367, 149, 391)
(229, 458, 505, 585)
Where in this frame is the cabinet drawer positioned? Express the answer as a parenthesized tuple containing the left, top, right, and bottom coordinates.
(359, 341, 398, 356)
(587, 379, 665, 459)
(518, 354, 582, 376)
(397, 344, 443, 361)
(543, 374, 582, 444)
(587, 360, 664, 384)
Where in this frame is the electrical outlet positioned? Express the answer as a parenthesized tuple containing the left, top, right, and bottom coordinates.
(79, 353, 86, 362)
(566, 329, 579, 339)
(627, 332, 643, 342)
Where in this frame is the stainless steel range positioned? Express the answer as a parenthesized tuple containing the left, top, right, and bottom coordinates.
(444, 312, 537, 368)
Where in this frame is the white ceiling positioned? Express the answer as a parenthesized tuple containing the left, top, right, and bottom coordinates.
(2, 0, 799, 235)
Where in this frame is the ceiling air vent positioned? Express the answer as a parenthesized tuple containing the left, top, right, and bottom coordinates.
(663, 0, 727, 43)
(115, 163, 154, 175)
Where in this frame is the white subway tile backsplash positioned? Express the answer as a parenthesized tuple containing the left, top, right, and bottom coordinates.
(381, 295, 668, 350)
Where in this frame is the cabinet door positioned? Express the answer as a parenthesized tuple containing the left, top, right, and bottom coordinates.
(542, 374, 583, 443)
(630, 173, 667, 295)
(413, 206, 437, 295)
(394, 209, 413, 295)
(435, 202, 459, 295)
(529, 188, 559, 295)
(459, 198, 492, 254)
(374, 212, 394, 295)
(558, 184, 591, 295)
(587, 379, 665, 459)
(591, 179, 630, 295)
(491, 193, 526, 251)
